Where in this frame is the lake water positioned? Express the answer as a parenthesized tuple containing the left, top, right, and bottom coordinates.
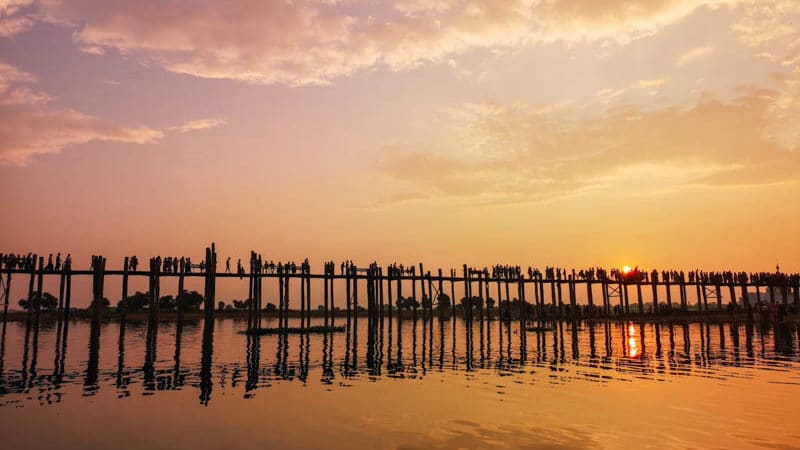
(1, 316, 799, 449)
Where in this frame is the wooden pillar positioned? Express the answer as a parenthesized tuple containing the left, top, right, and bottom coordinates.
(449, 270, 456, 321)
(679, 278, 687, 310)
(601, 280, 609, 316)
(346, 268, 352, 322)
(496, 278, 503, 328)
(715, 284, 722, 309)
(177, 265, 185, 323)
(539, 278, 546, 319)
(92, 256, 106, 322)
(149, 258, 159, 322)
(636, 281, 644, 315)
(438, 268, 444, 321)
(568, 277, 577, 318)
(519, 279, 527, 332)
(26, 255, 36, 315)
(387, 269, 394, 327)
(2, 271, 11, 324)
(695, 282, 703, 312)
(651, 278, 659, 314)
(329, 269, 335, 328)
(203, 244, 216, 321)
(427, 271, 434, 322)
(728, 282, 737, 309)
(300, 265, 306, 327)
(622, 282, 629, 315)
(477, 271, 485, 333)
(740, 282, 749, 311)
(121, 257, 129, 319)
(284, 272, 291, 329)
(35, 256, 44, 321)
(586, 280, 593, 308)
(380, 267, 385, 323)
(755, 281, 762, 304)
(64, 267, 72, 319)
(278, 274, 285, 329)
(248, 254, 255, 329)
(353, 266, 359, 317)
(324, 266, 330, 327)
(257, 255, 264, 328)
(504, 277, 511, 323)
(701, 282, 709, 311)
(665, 279, 672, 309)
(557, 280, 563, 317)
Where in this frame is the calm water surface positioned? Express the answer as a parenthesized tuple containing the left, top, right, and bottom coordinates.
(1, 316, 799, 449)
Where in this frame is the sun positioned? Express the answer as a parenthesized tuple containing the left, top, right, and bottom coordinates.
(622, 265, 632, 274)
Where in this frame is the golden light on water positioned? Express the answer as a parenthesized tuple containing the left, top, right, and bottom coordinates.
(628, 324, 640, 358)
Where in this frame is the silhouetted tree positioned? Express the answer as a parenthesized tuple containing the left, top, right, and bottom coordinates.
(436, 293, 451, 311)
(177, 290, 204, 311)
(159, 295, 176, 311)
(118, 291, 149, 312)
(18, 292, 57, 311)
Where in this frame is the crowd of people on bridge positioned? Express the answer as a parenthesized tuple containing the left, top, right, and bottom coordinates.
(2, 251, 799, 291)
(0, 253, 72, 272)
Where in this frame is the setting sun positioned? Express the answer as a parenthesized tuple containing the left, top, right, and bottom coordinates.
(623, 266, 632, 274)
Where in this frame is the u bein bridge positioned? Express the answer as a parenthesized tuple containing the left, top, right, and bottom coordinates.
(2, 244, 799, 333)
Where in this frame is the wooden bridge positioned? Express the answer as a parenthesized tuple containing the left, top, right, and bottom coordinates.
(2, 244, 799, 333)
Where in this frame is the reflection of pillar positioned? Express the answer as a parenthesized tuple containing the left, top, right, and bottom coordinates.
(85, 318, 101, 393)
(199, 318, 214, 405)
(143, 318, 158, 391)
(116, 319, 127, 389)
(171, 321, 182, 388)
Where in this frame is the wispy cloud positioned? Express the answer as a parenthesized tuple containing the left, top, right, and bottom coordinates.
(168, 117, 227, 133)
(676, 45, 714, 66)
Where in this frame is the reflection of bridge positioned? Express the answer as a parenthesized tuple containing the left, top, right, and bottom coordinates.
(1, 317, 797, 407)
(2, 244, 799, 333)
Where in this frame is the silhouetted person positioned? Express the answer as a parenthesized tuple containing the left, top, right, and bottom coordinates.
(226, 257, 231, 273)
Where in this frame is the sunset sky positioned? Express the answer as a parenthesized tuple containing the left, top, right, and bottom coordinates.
(1, 0, 799, 302)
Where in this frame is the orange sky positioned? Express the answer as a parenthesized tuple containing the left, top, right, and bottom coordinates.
(1, 1, 799, 304)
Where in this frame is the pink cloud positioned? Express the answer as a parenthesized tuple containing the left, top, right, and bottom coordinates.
(28, 0, 749, 85)
(0, 61, 162, 165)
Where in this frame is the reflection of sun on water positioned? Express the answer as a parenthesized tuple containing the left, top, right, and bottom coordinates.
(627, 324, 639, 358)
